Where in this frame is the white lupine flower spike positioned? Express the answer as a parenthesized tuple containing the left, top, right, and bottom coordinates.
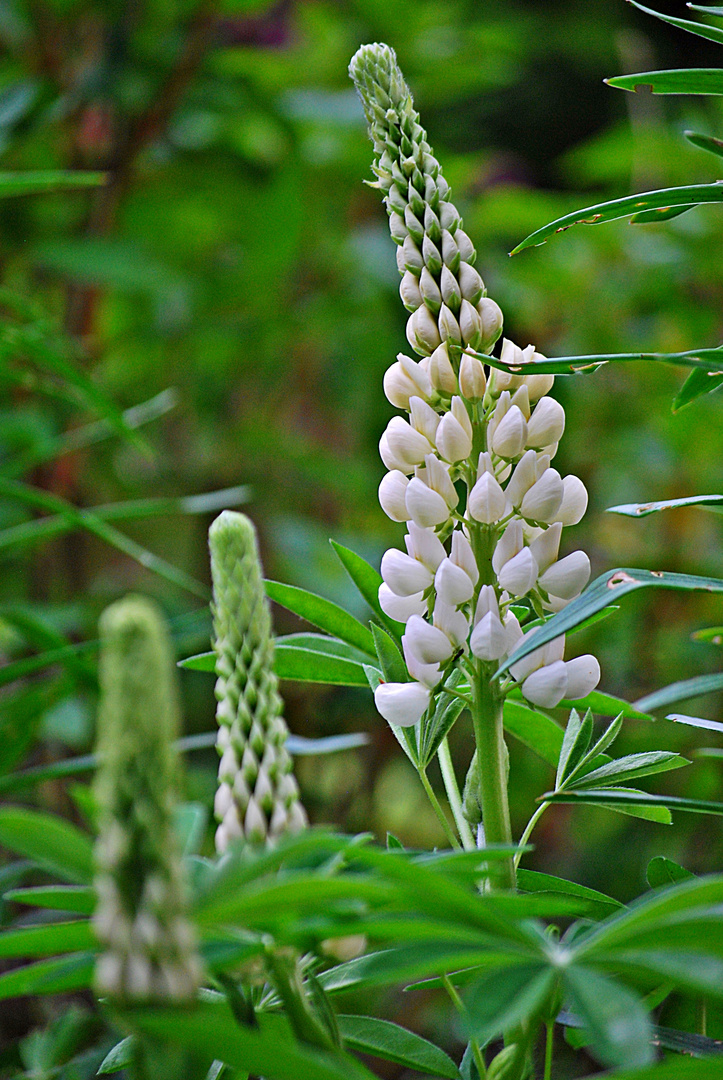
(350, 42, 599, 872)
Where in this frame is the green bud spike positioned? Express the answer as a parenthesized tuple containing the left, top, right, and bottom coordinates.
(209, 511, 307, 852)
(93, 595, 202, 1004)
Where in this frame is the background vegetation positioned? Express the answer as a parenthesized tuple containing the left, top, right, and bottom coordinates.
(3, 0, 723, 1061)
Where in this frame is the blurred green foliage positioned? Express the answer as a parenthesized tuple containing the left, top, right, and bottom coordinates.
(2, 0, 723, 1062)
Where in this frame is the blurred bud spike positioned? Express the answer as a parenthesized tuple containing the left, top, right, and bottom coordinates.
(209, 511, 307, 853)
(93, 596, 202, 1003)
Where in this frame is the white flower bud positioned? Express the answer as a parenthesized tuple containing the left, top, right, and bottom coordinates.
(451, 529, 478, 584)
(492, 520, 523, 575)
(383, 362, 418, 410)
(380, 432, 413, 473)
(378, 583, 426, 623)
(539, 551, 590, 600)
(524, 351, 555, 401)
(381, 548, 434, 596)
(405, 476, 450, 527)
(459, 299, 482, 348)
(521, 660, 568, 708)
(402, 236, 424, 275)
(389, 212, 408, 244)
(520, 468, 564, 523)
(441, 229, 460, 271)
(406, 305, 441, 356)
(470, 611, 507, 661)
(553, 475, 588, 526)
(477, 297, 504, 352)
(503, 609, 523, 652)
(440, 265, 462, 310)
(403, 614, 454, 664)
(491, 405, 528, 459)
(468, 471, 506, 524)
(565, 655, 601, 699)
(214, 783, 234, 820)
(409, 396, 440, 444)
(474, 584, 500, 623)
(490, 339, 524, 394)
(435, 558, 475, 605)
(459, 353, 486, 401)
(529, 521, 562, 575)
(399, 271, 422, 311)
(405, 522, 447, 571)
(379, 470, 410, 521)
(436, 412, 472, 463)
(458, 262, 485, 304)
(438, 303, 461, 345)
(420, 454, 458, 508)
(438, 200, 459, 232)
(419, 267, 442, 313)
(486, 390, 510, 447)
(399, 352, 433, 398)
(422, 234, 443, 274)
(451, 396, 473, 439)
(498, 547, 539, 596)
(385, 416, 434, 469)
(433, 600, 469, 648)
(429, 342, 457, 393)
(404, 206, 424, 244)
(505, 450, 538, 509)
(456, 230, 475, 263)
(375, 682, 431, 727)
(526, 397, 565, 449)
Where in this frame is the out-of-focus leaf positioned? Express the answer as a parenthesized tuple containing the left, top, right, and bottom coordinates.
(592, 1057, 723, 1079)
(634, 673, 723, 712)
(516, 869, 623, 919)
(97, 1036, 135, 1074)
(264, 580, 375, 656)
(563, 966, 653, 1069)
(502, 700, 564, 766)
(510, 186, 723, 254)
(337, 1015, 461, 1078)
(646, 856, 694, 889)
(4, 886, 95, 914)
(629, 0, 723, 45)
(0, 171, 105, 196)
(691, 626, 723, 644)
(464, 963, 555, 1046)
(497, 569, 723, 676)
(0, 807, 93, 884)
(0, 920, 94, 958)
(606, 69, 723, 94)
(608, 494, 723, 517)
(667, 713, 723, 733)
(0, 953, 94, 1001)
(685, 129, 723, 159)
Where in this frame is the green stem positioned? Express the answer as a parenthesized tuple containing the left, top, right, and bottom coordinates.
(471, 667, 514, 888)
(699, 997, 707, 1037)
(438, 736, 476, 850)
(543, 1021, 554, 1080)
(513, 801, 550, 871)
(419, 767, 461, 850)
(441, 974, 487, 1078)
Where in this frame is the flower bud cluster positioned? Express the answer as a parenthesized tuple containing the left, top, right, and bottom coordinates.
(93, 597, 203, 1003)
(209, 511, 307, 852)
(350, 44, 600, 728)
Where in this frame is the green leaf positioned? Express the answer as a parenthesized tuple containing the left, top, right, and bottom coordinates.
(630, 205, 694, 224)
(274, 643, 368, 686)
(556, 709, 593, 788)
(556, 690, 650, 720)
(337, 1015, 461, 1078)
(503, 700, 564, 767)
(541, 788, 689, 821)
(97, 1036, 135, 1074)
(124, 1003, 378, 1080)
(276, 633, 371, 663)
(264, 580, 376, 657)
(3, 886, 95, 915)
(370, 623, 407, 684)
(0, 920, 94, 959)
(0, 952, 94, 1001)
(321, 944, 531, 993)
(634, 673, 723, 713)
(646, 856, 694, 889)
(329, 541, 403, 639)
(608, 494, 723, 517)
(591, 1056, 723, 1079)
(0, 807, 93, 884)
(516, 869, 623, 920)
(178, 651, 215, 671)
(566, 714, 624, 782)
(464, 964, 555, 1045)
(475, 344, 723, 375)
(606, 68, 723, 94)
(175, 803, 208, 857)
(675, 367, 723, 410)
(692, 626, 723, 645)
(668, 713, 723, 733)
(563, 966, 653, 1069)
(0, 171, 106, 197)
(685, 129, 723, 159)
(510, 185, 723, 254)
(418, 670, 469, 767)
(629, 0, 723, 46)
(568, 752, 690, 789)
(496, 568, 723, 676)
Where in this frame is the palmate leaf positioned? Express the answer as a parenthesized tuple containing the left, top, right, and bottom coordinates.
(463, 963, 555, 1046)
(517, 869, 623, 920)
(503, 700, 564, 767)
(566, 751, 689, 790)
(606, 69, 723, 94)
(496, 568, 723, 676)
(608, 494, 723, 517)
(563, 966, 654, 1069)
(337, 1015, 461, 1079)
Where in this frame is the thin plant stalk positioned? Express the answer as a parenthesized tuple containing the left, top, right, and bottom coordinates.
(437, 736, 476, 850)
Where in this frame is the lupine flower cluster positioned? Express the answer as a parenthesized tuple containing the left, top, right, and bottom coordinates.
(349, 44, 600, 729)
(93, 597, 202, 1003)
(209, 511, 307, 852)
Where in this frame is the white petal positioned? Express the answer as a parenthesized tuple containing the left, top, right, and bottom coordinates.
(379, 432, 410, 474)
(526, 396, 565, 449)
(385, 415, 433, 468)
(539, 551, 591, 600)
(403, 614, 454, 664)
(498, 547, 539, 596)
(405, 522, 446, 571)
(565, 655, 601, 699)
(378, 470, 410, 522)
(378, 583, 426, 623)
(383, 362, 418, 410)
(381, 549, 433, 596)
(424, 453, 458, 508)
(492, 520, 523, 575)
(404, 651, 442, 688)
(436, 412, 472, 463)
(529, 522, 562, 575)
(504, 450, 538, 509)
(520, 469, 564, 523)
(405, 477, 450, 527)
(521, 660, 568, 708)
(375, 681, 431, 726)
(451, 530, 478, 584)
(470, 611, 507, 660)
(433, 600, 469, 648)
(409, 396, 440, 445)
(435, 558, 475, 605)
(554, 475, 589, 526)
(474, 584, 500, 623)
(468, 471, 506, 524)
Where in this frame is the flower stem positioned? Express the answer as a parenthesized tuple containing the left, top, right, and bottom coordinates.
(438, 736, 476, 850)
(419, 766, 461, 850)
(543, 1021, 554, 1080)
(441, 974, 487, 1078)
(513, 801, 550, 871)
(471, 666, 514, 888)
